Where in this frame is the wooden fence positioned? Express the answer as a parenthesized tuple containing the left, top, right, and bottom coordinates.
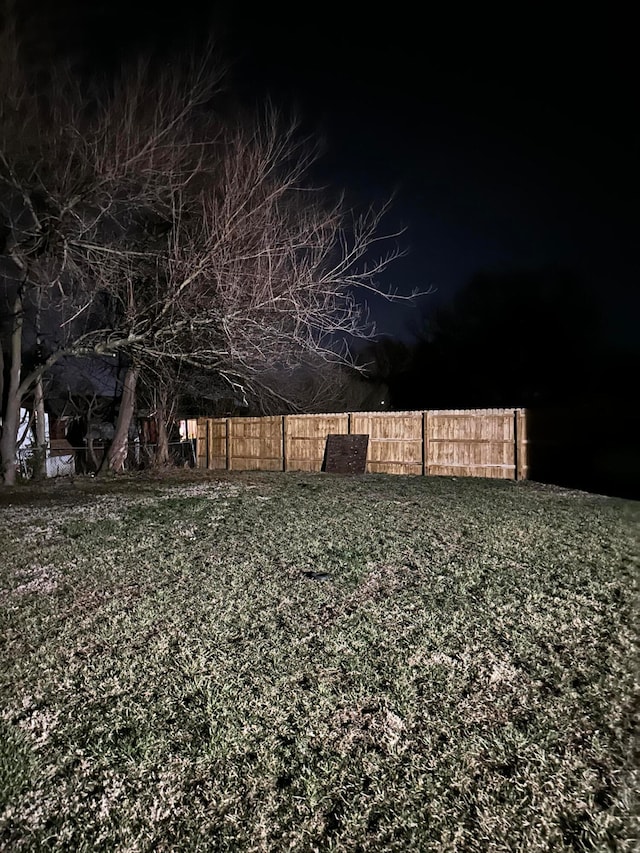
(197, 409, 528, 479)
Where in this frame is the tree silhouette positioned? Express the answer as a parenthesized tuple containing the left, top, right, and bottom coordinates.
(397, 268, 604, 410)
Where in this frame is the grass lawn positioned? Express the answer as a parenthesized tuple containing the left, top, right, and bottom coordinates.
(0, 471, 638, 851)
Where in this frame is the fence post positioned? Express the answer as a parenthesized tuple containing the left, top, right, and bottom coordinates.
(225, 418, 231, 471)
(207, 419, 213, 471)
(423, 410, 429, 476)
(515, 409, 528, 480)
(282, 415, 287, 472)
(196, 418, 207, 469)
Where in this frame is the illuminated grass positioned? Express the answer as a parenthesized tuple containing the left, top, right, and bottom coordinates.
(0, 472, 638, 851)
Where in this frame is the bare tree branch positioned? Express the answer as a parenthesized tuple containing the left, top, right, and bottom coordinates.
(0, 17, 415, 480)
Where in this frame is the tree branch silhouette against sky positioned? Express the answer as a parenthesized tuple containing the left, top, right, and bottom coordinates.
(7, 2, 637, 346)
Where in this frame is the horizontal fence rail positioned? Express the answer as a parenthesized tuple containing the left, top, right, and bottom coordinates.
(197, 409, 528, 480)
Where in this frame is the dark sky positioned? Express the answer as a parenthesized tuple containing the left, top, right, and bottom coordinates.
(219, 9, 637, 344)
(17, 2, 638, 344)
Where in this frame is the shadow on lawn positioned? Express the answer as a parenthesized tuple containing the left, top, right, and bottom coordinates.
(526, 405, 640, 501)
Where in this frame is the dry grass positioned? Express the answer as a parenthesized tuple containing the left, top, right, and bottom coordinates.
(0, 471, 638, 851)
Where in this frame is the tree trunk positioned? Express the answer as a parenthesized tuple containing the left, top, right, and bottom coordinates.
(32, 376, 47, 480)
(106, 367, 139, 473)
(86, 423, 99, 473)
(155, 392, 171, 466)
(0, 346, 4, 421)
(0, 293, 24, 486)
(156, 418, 170, 465)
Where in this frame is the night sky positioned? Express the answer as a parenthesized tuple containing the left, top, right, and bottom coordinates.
(14, 2, 638, 344)
(220, 9, 637, 345)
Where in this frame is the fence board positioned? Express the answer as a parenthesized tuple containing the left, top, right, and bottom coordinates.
(285, 413, 349, 472)
(228, 416, 283, 471)
(350, 411, 423, 475)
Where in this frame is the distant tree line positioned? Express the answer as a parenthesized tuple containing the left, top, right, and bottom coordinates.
(357, 268, 635, 412)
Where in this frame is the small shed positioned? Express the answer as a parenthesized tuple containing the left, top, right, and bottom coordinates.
(15, 408, 76, 478)
(47, 436, 76, 477)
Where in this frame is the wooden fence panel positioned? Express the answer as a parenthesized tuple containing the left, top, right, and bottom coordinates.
(196, 418, 208, 469)
(284, 414, 349, 472)
(207, 418, 228, 470)
(350, 411, 423, 475)
(426, 409, 516, 478)
(228, 416, 283, 471)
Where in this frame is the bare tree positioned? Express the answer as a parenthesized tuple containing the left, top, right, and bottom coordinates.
(0, 16, 405, 483)
(134, 364, 182, 466)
